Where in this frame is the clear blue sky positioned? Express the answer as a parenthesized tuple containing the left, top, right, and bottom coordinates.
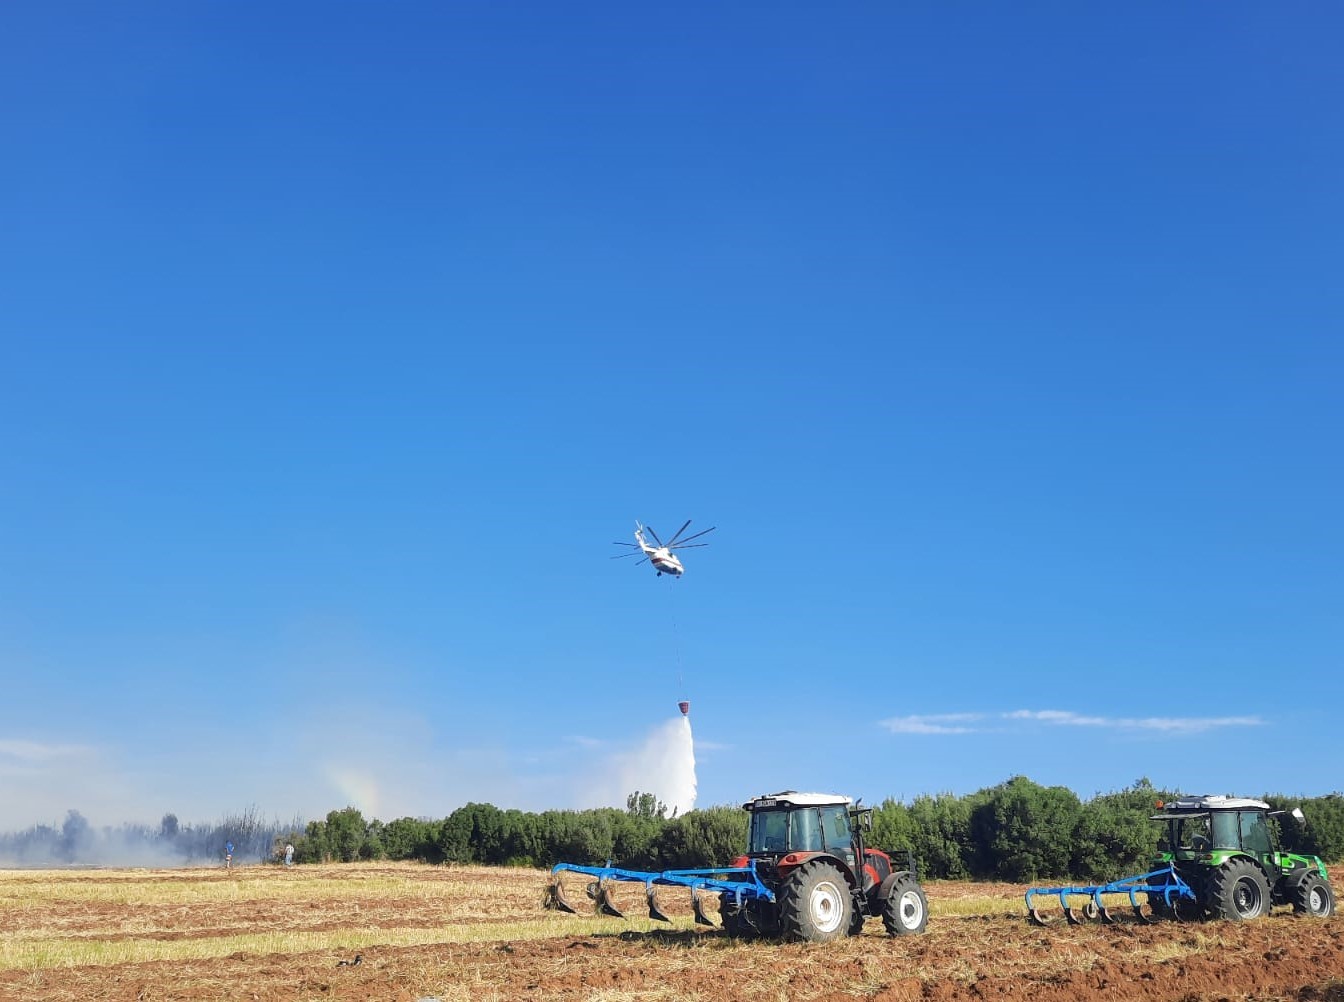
(2, 2, 1340, 830)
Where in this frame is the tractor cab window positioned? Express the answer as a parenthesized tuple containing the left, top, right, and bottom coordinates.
(820, 805, 855, 867)
(1240, 811, 1272, 855)
(792, 809, 822, 852)
(1175, 815, 1212, 851)
(749, 810, 790, 853)
(1211, 812, 1240, 851)
(821, 807, 850, 852)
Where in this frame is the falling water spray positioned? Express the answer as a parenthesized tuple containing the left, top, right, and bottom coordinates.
(668, 706, 697, 816)
(608, 709, 697, 817)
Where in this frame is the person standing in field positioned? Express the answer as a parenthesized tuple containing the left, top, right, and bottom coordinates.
(284, 843, 294, 866)
(224, 840, 234, 869)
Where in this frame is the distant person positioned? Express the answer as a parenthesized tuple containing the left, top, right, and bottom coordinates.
(224, 841, 234, 870)
(284, 843, 294, 867)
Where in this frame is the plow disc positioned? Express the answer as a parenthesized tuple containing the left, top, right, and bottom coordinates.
(544, 861, 775, 928)
(1026, 866, 1198, 927)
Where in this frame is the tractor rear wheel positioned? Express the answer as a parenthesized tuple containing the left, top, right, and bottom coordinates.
(778, 860, 852, 942)
(1207, 858, 1270, 921)
(1293, 873, 1336, 918)
(881, 875, 928, 936)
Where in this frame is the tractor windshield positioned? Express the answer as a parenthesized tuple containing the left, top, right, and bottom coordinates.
(748, 809, 793, 853)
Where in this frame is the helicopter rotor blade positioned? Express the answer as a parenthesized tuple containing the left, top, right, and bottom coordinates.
(643, 525, 665, 547)
(669, 543, 710, 549)
(670, 526, 715, 546)
(665, 520, 693, 546)
(610, 551, 642, 560)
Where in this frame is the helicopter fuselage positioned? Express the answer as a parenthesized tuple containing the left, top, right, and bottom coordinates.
(650, 551, 683, 576)
(640, 542, 684, 576)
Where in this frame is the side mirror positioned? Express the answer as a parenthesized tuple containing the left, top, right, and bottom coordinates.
(1292, 807, 1307, 825)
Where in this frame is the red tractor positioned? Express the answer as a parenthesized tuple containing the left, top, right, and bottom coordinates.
(719, 791, 928, 941)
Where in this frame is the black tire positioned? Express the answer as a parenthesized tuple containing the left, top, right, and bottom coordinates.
(1293, 873, 1336, 918)
(778, 860, 853, 943)
(847, 905, 867, 936)
(1206, 858, 1271, 921)
(1145, 893, 1173, 919)
(881, 874, 929, 936)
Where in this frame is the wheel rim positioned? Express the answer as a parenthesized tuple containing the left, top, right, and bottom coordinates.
(809, 880, 845, 934)
(897, 890, 924, 929)
(1233, 877, 1263, 917)
(1309, 886, 1326, 913)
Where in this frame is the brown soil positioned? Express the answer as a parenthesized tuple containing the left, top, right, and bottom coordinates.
(2, 865, 1342, 1002)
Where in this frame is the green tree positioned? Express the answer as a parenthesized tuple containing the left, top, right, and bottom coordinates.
(325, 807, 369, 863)
(439, 803, 501, 863)
(1068, 778, 1170, 880)
(650, 807, 746, 869)
(381, 817, 443, 862)
(905, 793, 974, 879)
(971, 776, 1081, 881)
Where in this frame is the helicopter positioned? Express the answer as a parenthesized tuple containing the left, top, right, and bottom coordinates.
(612, 520, 715, 577)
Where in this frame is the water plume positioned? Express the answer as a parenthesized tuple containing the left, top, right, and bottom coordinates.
(599, 713, 697, 817)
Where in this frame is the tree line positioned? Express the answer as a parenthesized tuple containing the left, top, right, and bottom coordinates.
(290, 778, 1344, 880)
(0, 806, 300, 867)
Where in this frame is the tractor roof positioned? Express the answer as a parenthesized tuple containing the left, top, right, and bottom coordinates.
(742, 791, 851, 811)
(1156, 795, 1271, 813)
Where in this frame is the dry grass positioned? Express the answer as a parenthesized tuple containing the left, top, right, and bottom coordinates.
(0, 863, 699, 971)
(1, 862, 1342, 1002)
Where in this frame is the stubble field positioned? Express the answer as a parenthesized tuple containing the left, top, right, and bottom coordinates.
(1, 862, 1341, 1002)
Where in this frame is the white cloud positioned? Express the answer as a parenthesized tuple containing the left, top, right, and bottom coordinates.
(564, 735, 608, 750)
(880, 713, 985, 735)
(881, 709, 1265, 738)
(0, 739, 95, 765)
(1005, 709, 1264, 733)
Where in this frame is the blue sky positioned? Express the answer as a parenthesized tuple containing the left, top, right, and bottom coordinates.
(2, 2, 1341, 831)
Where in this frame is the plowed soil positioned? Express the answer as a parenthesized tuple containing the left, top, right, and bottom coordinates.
(1, 863, 1341, 1002)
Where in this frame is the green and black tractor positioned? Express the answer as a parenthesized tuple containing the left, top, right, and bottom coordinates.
(1149, 795, 1334, 920)
(1028, 794, 1334, 925)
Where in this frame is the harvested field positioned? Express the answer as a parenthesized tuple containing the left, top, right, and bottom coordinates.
(0, 863, 1341, 1001)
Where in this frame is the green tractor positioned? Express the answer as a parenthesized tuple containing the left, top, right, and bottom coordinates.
(1027, 794, 1334, 925)
(1150, 795, 1334, 920)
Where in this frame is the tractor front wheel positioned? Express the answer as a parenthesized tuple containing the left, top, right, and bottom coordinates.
(778, 860, 852, 943)
(1293, 873, 1336, 918)
(1207, 858, 1270, 921)
(881, 875, 928, 936)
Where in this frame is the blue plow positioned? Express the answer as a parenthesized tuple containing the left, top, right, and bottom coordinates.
(544, 861, 775, 926)
(1025, 865, 1198, 925)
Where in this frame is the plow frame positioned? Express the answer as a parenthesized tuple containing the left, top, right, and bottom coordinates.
(545, 861, 776, 926)
(1026, 865, 1198, 925)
